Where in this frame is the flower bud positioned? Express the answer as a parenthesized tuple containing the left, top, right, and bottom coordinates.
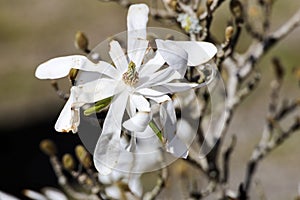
(164, 0, 178, 11)
(62, 154, 75, 171)
(75, 31, 89, 53)
(225, 26, 234, 42)
(75, 145, 92, 168)
(40, 139, 57, 156)
(68, 68, 79, 85)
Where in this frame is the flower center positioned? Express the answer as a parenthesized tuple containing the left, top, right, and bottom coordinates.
(122, 61, 139, 86)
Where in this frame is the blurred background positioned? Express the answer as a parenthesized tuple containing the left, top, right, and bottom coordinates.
(0, 0, 300, 199)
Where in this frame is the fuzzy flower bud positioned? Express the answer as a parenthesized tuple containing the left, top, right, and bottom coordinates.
(62, 154, 75, 171)
(225, 26, 234, 42)
(75, 31, 90, 53)
(75, 145, 92, 168)
(40, 139, 57, 156)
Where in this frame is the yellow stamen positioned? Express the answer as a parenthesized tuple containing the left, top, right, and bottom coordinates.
(122, 61, 139, 86)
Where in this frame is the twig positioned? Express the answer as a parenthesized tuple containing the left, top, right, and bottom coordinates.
(221, 135, 236, 183)
(244, 117, 300, 193)
(238, 9, 300, 79)
(142, 167, 168, 200)
(50, 81, 69, 101)
(199, 0, 228, 21)
(49, 156, 102, 200)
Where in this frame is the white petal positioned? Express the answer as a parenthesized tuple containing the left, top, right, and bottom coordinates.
(177, 119, 195, 146)
(74, 78, 122, 104)
(42, 187, 67, 200)
(169, 41, 217, 66)
(109, 40, 128, 73)
(35, 55, 119, 80)
(150, 82, 197, 94)
(127, 4, 149, 35)
(123, 112, 151, 132)
(127, 39, 149, 70)
(137, 68, 181, 89)
(0, 191, 20, 200)
(127, 4, 149, 67)
(139, 51, 165, 75)
(166, 134, 189, 158)
(77, 60, 120, 81)
(55, 87, 79, 133)
(147, 95, 171, 103)
(131, 94, 150, 112)
(126, 96, 136, 118)
(137, 88, 166, 97)
(160, 101, 188, 158)
(156, 39, 188, 77)
(35, 55, 85, 79)
(94, 91, 129, 175)
(23, 190, 47, 200)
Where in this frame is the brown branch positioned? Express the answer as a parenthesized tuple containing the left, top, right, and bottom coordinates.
(51, 81, 69, 101)
(49, 156, 103, 200)
(221, 135, 237, 184)
(244, 117, 300, 193)
(199, 0, 228, 21)
(238, 9, 300, 79)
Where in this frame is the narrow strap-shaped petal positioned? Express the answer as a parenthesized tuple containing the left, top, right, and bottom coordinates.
(123, 111, 151, 132)
(160, 101, 188, 158)
(150, 82, 198, 94)
(156, 39, 188, 78)
(136, 88, 166, 97)
(35, 55, 86, 79)
(127, 4, 149, 36)
(35, 55, 119, 79)
(126, 93, 150, 120)
(168, 41, 217, 66)
(94, 91, 129, 175)
(109, 40, 128, 74)
(55, 87, 80, 133)
(139, 51, 165, 76)
(127, 4, 149, 68)
(127, 39, 149, 70)
(146, 95, 171, 103)
(137, 68, 181, 89)
(74, 78, 122, 104)
(126, 96, 136, 118)
(131, 94, 151, 112)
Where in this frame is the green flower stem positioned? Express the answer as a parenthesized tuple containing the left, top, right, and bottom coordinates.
(149, 121, 164, 142)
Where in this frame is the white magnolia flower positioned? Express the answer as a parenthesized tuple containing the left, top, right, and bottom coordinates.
(177, 13, 202, 34)
(35, 3, 217, 175)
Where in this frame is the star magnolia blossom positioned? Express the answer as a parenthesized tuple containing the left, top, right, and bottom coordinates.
(35, 3, 217, 175)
